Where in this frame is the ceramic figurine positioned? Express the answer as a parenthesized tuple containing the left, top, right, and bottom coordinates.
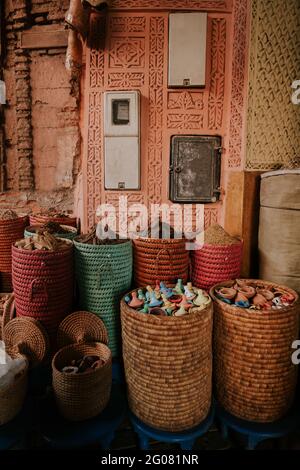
(252, 293, 267, 308)
(149, 291, 163, 308)
(174, 305, 188, 317)
(129, 291, 144, 309)
(234, 292, 250, 308)
(160, 282, 173, 299)
(184, 285, 196, 300)
(139, 303, 150, 313)
(161, 294, 176, 310)
(124, 295, 131, 304)
(145, 291, 151, 302)
(146, 285, 154, 294)
(179, 294, 192, 310)
(138, 289, 146, 301)
(173, 279, 184, 295)
(193, 289, 211, 307)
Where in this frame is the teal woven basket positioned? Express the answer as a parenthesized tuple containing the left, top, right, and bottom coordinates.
(74, 239, 133, 357)
(24, 225, 78, 240)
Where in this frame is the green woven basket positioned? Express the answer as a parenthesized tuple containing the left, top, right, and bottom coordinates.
(74, 238, 133, 357)
(24, 225, 78, 241)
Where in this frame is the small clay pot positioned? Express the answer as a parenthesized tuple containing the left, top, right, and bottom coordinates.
(237, 286, 256, 299)
(256, 289, 274, 301)
(215, 287, 237, 300)
(169, 295, 182, 304)
(149, 307, 167, 316)
(252, 293, 267, 307)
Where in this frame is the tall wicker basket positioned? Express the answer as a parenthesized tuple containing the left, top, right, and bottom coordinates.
(121, 292, 213, 432)
(52, 311, 112, 421)
(24, 225, 78, 241)
(1, 317, 49, 425)
(74, 239, 132, 357)
(133, 238, 189, 287)
(0, 215, 28, 292)
(211, 279, 300, 422)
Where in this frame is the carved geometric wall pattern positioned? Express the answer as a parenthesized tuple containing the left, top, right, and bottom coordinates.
(110, 16, 146, 33)
(228, 0, 249, 168)
(109, 37, 145, 68)
(168, 92, 204, 111)
(110, 0, 231, 11)
(246, 0, 300, 170)
(107, 72, 145, 88)
(208, 18, 226, 130)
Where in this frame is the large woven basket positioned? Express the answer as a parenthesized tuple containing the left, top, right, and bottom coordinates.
(192, 241, 243, 291)
(211, 279, 300, 423)
(0, 293, 13, 340)
(0, 215, 28, 292)
(121, 292, 213, 432)
(12, 241, 74, 345)
(52, 311, 112, 421)
(29, 214, 77, 228)
(133, 238, 189, 287)
(74, 238, 132, 357)
(24, 225, 78, 241)
(1, 317, 49, 425)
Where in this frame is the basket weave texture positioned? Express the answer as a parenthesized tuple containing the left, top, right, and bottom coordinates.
(192, 241, 243, 291)
(0, 215, 28, 291)
(24, 225, 77, 240)
(210, 279, 300, 422)
(29, 214, 77, 228)
(133, 238, 189, 287)
(74, 239, 132, 357)
(12, 242, 74, 343)
(52, 342, 112, 421)
(0, 293, 13, 340)
(121, 292, 213, 432)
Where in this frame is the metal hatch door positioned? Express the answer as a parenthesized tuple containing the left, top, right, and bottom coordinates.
(169, 135, 221, 203)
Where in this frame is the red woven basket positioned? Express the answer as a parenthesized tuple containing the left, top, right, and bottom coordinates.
(29, 214, 77, 228)
(0, 215, 28, 291)
(12, 242, 74, 347)
(192, 241, 243, 291)
(133, 238, 189, 287)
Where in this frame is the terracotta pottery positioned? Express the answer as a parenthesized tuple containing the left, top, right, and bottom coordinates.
(129, 292, 144, 309)
(173, 279, 184, 295)
(173, 305, 187, 317)
(215, 287, 237, 300)
(252, 293, 267, 308)
(169, 295, 182, 304)
(256, 289, 274, 301)
(193, 290, 211, 307)
(234, 292, 250, 308)
(149, 292, 163, 308)
(149, 307, 167, 316)
(237, 286, 256, 299)
(179, 295, 192, 310)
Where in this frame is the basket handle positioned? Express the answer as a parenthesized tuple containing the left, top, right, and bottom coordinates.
(96, 261, 115, 288)
(29, 278, 48, 302)
(155, 248, 173, 279)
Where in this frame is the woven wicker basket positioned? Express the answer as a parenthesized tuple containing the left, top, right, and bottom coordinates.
(1, 317, 49, 425)
(24, 225, 78, 240)
(12, 240, 74, 345)
(211, 279, 300, 422)
(0, 215, 28, 292)
(192, 241, 243, 291)
(52, 311, 112, 421)
(74, 238, 132, 357)
(29, 214, 77, 228)
(133, 238, 189, 288)
(0, 293, 13, 340)
(121, 291, 213, 432)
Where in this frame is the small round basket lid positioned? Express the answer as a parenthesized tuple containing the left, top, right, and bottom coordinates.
(1, 293, 16, 332)
(57, 311, 108, 349)
(3, 317, 49, 368)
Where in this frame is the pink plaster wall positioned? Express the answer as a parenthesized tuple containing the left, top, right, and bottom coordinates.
(81, 0, 250, 232)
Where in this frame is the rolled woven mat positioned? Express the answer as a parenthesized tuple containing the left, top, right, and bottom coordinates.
(210, 279, 300, 423)
(0, 215, 28, 292)
(74, 238, 132, 357)
(121, 291, 213, 432)
(133, 238, 189, 287)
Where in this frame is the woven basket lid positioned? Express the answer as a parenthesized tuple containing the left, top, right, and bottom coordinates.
(3, 317, 49, 368)
(57, 311, 109, 349)
(1, 293, 16, 332)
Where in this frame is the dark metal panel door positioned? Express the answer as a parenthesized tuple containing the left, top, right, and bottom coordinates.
(169, 135, 221, 203)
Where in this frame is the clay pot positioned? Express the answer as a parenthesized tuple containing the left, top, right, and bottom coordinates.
(129, 292, 144, 309)
(179, 295, 192, 310)
(237, 286, 256, 299)
(256, 288, 274, 301)
(149, 307, 167, 316)
(215, 287, 237, 300)
(169, 295, 182, 304)
(252, 293, 267, 307)
(234, 292, 250, 308)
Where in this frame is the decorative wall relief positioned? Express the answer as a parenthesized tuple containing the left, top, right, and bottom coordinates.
(110, 0, 231, 11)
(208, 18, 226, 130)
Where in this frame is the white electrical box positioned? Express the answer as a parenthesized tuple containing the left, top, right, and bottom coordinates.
(104, 91, 140, 190)
(168, 12, 207, 87)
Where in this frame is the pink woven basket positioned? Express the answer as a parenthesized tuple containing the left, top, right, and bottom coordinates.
(12, 243, 74, 346)
(192, 241, 243, 291)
